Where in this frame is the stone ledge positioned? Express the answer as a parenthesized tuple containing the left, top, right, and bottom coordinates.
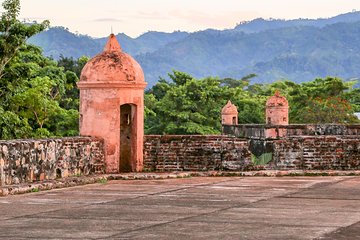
(2, 170, 360, 196)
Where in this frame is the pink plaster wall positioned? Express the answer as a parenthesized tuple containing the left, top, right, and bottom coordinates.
(79, 87, 145, 173)
(266, 107, 289, 125)
(222, 114, 238, 125)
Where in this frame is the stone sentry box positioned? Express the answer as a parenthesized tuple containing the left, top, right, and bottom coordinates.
(265, 91, 289, 138)
(221, 100, 238, 125)
(78, 34, 147, 173)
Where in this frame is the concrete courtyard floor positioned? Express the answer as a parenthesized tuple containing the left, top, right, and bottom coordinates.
(1, 176, 360, 239)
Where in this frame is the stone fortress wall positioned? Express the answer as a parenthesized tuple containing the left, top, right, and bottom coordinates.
(2, 130, 360, 186)
(143, 135, 251, 171)
(0, 137, 104, 186)
(142, 127, 360, 172)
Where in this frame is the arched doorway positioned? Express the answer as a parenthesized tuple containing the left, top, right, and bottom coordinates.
(120, 104, 137, 172)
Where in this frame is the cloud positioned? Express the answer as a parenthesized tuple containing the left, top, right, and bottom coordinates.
(135, 11, 171, 20)
(93, 18, 123, 22)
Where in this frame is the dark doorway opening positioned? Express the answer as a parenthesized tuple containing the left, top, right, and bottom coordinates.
(232, 117, 237, 125)
(120, 104, 136, 172)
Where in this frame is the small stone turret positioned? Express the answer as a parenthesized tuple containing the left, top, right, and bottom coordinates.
(222, 100, 238, 125)
(266, 91, 289, 125)
(265, 91, 289, 138)
(78, 34, 147, 173)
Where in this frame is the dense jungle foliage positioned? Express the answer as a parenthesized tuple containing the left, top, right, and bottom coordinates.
(144, 72, 360, 134)
(0, 0, 79, 139)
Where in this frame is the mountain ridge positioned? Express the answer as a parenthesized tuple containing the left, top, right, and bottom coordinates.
(28, 11, 360, 87)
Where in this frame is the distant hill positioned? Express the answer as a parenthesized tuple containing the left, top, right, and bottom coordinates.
(28, 27, 189, 59)
(234, 10, 360, 33)
(28, 11, 360, 87)
(28, 27, 102, 58)
(94, 31, 190, 56)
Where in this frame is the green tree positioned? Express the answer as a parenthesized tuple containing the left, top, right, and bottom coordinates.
(12, 76, 59, 130)
(146, 72, 227, 134)
(297, 96, 357, 124)
(57, 55, 89, 110)
(2, 44, 80, 138)
(290, 77, 359, 124)
(300, 77, 351, 98)
(0, 0, 49, 78)
(144, 71, 265, 134)
(220, 74, 257, 89)
(57, 55, 89, 78)
(345, 88, 360, 112)
(145, 73, 360, 134)
(0, 0, 79, 139)
(145, 78, 173, 100)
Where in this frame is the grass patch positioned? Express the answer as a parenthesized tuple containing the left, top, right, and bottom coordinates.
(251, 153, 273, 166)
(97, 178, 108, 184)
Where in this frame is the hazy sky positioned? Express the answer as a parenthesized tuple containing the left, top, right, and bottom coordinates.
(11, 0, 360, 37)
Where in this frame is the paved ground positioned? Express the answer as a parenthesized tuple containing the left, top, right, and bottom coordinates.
(1, 176, 360, 239)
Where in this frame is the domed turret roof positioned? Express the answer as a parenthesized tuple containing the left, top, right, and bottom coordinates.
(266, 91, 288, 107)
(222, 100, 238, 115)
(79, 34, 145, 85)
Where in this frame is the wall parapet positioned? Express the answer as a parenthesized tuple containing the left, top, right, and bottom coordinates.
(144, 134, 360, 172)
(144, 135, 252, 171)
(0, 137, 105, 186)
(272, 135, 360, 170)
(223, 124, 360, 139)
(2, 132, 360, 186)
